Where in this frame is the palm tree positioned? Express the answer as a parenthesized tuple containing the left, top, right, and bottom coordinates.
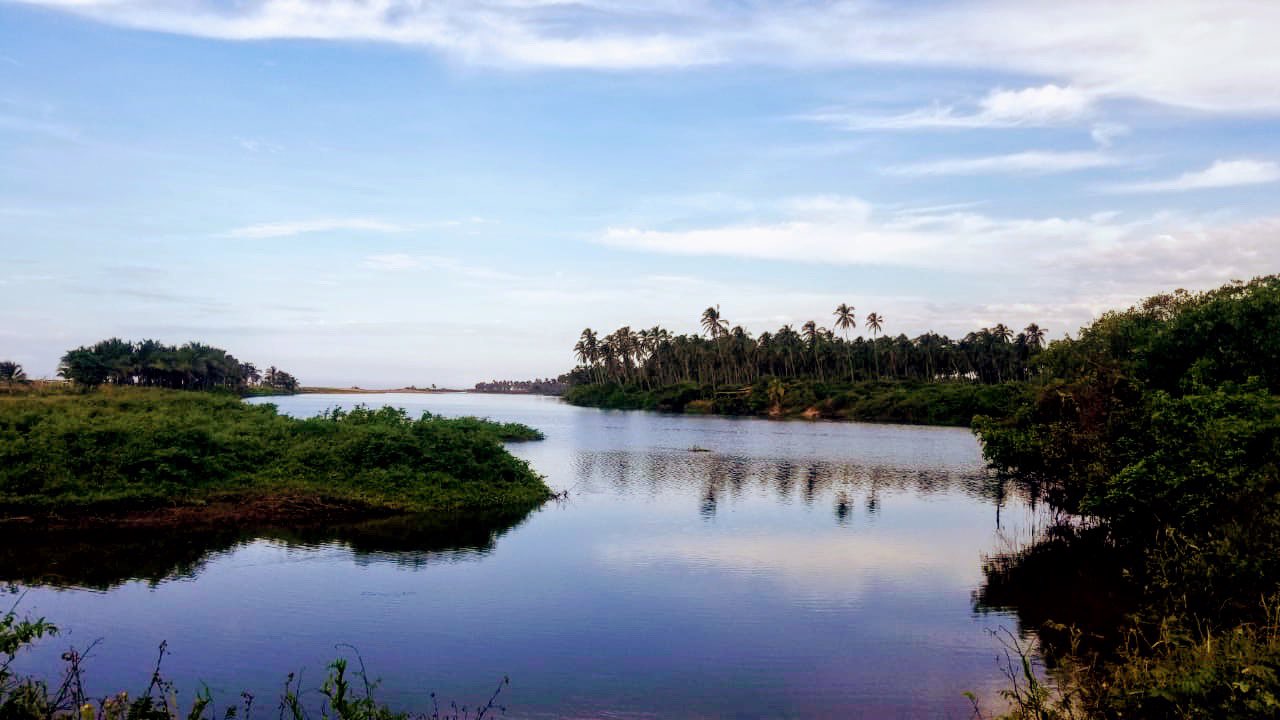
(865, 313, 884, 337)
(701, 305, 728, 339)
(833, 304, 856, 380)
(565, 309, 1052, 392)
(865, 313, 884, 378)
(1024, 323, 1046, 349)
(801, 320, 819, 347)
(833, 304, 856, 335)
(800, 320, 824, 379)
(0, 361, 28, 392)
(992, 323, 1013, 342)
(242, 362, 262, 387)
(573, 328, 599, 383)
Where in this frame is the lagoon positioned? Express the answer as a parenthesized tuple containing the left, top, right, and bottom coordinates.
(7, 393, 1032, 718)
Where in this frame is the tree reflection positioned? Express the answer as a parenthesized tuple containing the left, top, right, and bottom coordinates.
(576, 448, 1024, 521)
(0, 507, 539, 591)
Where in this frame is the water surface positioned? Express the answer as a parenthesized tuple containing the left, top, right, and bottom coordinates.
(8, 393, 1032, 718)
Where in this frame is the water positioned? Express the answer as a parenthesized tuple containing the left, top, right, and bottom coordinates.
(6, 393, 1034, 718)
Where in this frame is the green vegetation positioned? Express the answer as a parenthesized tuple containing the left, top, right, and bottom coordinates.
(972, 276, 1280, 719)
(472, 378, 568, 395)
(1, 606, 505, 720)
(565, 377, 1026, 426)
(58, 338, 300, 394)
(0, 388, 549, 521)
(565, 304, 1045, 425)
(570, 305, 1046, 388)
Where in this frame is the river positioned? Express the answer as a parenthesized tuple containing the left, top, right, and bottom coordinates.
(8, 393, 1036, 718)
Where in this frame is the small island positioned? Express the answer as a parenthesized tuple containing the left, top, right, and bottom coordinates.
(0, 341, 551, 529)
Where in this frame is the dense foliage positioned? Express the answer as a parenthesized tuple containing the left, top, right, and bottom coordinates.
(0, 389, 549, 517)
(58, 338, 300, 394)
(569, 305, 1047, 388)
(565, 305, 1044, 425)
(973, 276, 1280, 719)
(472, 377, 568, 395)
(566, 378, 1027, 426)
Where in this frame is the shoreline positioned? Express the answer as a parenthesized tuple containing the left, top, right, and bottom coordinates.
(298, 387, 563, 397)
(562, 380, 1026, 428)
(298, 386, 463, 395)
(572, 401, 974, 426)
(0, 493, 404, 531)
(0, 388, 554, 532)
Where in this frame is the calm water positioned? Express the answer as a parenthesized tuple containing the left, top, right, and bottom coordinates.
(7, 393, 1036, 719)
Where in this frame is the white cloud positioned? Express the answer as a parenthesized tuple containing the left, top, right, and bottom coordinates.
(1090, 123, 1130, 147)
(600, 196, 1129, 272)
(222, 218, 407, 239)
(586, 208, 1280, 344)
(20, 0, 1280, 112)
(597, 195, 1280, 303)
(979, 85, 1095, 124)
(361, 253, 514, 280)
(808, 84, 1095, 131)
(885, 150, 1123, 177)
(1102, 159, 1280, 194)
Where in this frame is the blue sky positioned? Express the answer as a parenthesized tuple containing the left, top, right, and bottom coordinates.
(3, 1, 1279, 386)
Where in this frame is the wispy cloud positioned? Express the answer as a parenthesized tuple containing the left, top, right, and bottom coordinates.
(599, 197, 1134, 272)
(235, 136, 283, 153)
(362, 253, 514, 280)
(885, 150, 1124, 177)
(810, 84, 1096, 131)
(222, 218, 407, 239)
(14, 1, 1280, 112)
(1090, 123, 1130, 147)
(597, 194, 1280, 298)
(1101, 159, 1280, 194)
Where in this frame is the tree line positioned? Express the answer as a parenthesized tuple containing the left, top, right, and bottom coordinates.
(569, 304, 1047, 388)
(57, 338, 300, 393)
(473, 378, 568, 395)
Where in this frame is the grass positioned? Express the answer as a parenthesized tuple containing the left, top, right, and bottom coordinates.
(1, 606, 508, 720)
(0, 387, 551, 522)
(564, 378, 1029, 427)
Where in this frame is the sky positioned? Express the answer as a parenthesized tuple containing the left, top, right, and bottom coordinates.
(3, 0, 1280, 387)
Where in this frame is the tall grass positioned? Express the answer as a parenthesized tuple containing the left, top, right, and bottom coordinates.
(0, 606, 506, 720)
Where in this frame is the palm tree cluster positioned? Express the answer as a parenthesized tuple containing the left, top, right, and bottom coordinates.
(473, 378, 568, 395)
(570, 306, 1047, 387)
(58, 338, 300, 392)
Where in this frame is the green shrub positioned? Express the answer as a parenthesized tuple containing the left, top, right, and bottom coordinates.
(0, 389, 550, 516)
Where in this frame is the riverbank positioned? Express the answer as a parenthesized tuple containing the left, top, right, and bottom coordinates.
(564, 378, 1027, 427)
(972, 276, 1280, 718)
(0, 388, 551, 528)
(299, 386, 462, 394)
